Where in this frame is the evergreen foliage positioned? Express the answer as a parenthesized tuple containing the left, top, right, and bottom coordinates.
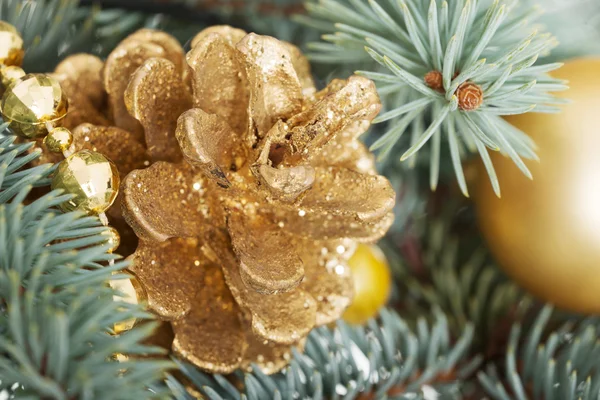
(0, 128, 172, 398)
(301, 0, 567, 196)
(3, 1, 600, 399)
(169, 309, 477, 400)
(479, 306, 600, 400)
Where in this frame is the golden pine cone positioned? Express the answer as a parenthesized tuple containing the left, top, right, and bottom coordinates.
(47, 26, 395, 374)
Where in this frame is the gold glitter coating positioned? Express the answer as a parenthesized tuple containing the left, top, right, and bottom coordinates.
(55, 54, 106, 109)
(242, 326, 301, 374)
(281, 42, 316, 98)
(44, 127, 73, 153)
(187, 32, 249, 135)
(312, 121, 376, 174)
(0, 21, 23, 67)
(284, 76, 381, 164)
(103, 39, 166, 142)
(175, 108, 241, 188)
(208, 231, 317, 345)
(54, 72, 111, 131)
(228, 212, 304, 295)
(236, 33, 303, 138)
(171, 262, 246, 374)
(190, 25, 247, 48)
(122, 162, 222, 241)
(125, 57, 191, 162)
(130, 238, 207, 319)
(70, 124, 150, 181)
(123, 29, 186, 78)
(51, 150, 120, 214)
(1, 73, 68, 138)
(101, 26, 396, 374)
(299, 239, 355, 325)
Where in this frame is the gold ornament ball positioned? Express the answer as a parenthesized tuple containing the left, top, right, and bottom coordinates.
(343, 244, 391, 324)
(51, 150, 120, 214)
(109, 273, 147, 334)
(0, 65, 25, 92)
(0, 73, 68, 138)
(474, 58, 600, 314)
(101, 226, 121, 253)
(44, 127, 73, 153)
(0, 21, 24, 67)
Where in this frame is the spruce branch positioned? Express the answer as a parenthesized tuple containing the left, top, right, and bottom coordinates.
(0, 129, 172, 398)
(301, 0, 568, 196)
(168, 308, 478, 399)
(386, 209, 526, 353)
(478, 306, 600, 400)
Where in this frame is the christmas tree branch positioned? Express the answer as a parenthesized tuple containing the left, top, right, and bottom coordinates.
(0, 128, 172, 398)
(168, 308, 478, 399)
(300, 0, 567, 197)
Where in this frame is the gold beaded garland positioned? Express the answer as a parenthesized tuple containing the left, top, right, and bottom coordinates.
(109, 273, 147, 334)
(51, 150, 120, 214)
(0, 73, 68, 138)
(0, 20, 127, 329)
(0, 65, 25, 92)
(101, 226, 121, 254)
(44, 127, 74, 153)
(0, 21, 23, 67)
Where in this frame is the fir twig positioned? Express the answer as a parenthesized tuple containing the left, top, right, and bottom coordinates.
(478, 305, 600, 400)
(0, 128, 172, 398)
(301, 0, 567, 196)
(168, 309, 478, 399)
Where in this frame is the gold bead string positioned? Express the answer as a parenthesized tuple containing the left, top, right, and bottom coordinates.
(0, 23, 121, 263)
(0, 21, 141, 335)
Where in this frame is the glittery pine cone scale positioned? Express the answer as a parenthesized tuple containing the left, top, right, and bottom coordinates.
(50, 26, 395, 374)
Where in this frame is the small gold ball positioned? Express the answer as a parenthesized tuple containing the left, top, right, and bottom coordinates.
(44, 127, 73, 153)
(343, 244, 391, 324)
(51, 150, 120, 214)
(0, 21, 24, 67)
(109, 272, 147, 334)
(0, 73, 68, 138)
(0, 65, 25, 89)
(101, 226, 121, 253)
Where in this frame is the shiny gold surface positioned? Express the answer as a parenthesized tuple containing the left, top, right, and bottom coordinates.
(103, 39, 166, 142)
(44, 127, 73, 153)
(343, 244, 391, 324)
(176, 108, 242, 188)
(0, 21, 23, 67)
(51, 150, 119, 214)
(187, 31, 249, 135)
(102, 226, 121, 253)
(475, 58, 600, 314)
(55, 54, 106, 109)
(109, 273, 147, 334)
(0, 65, 25, 91)
(100, 26, 396, 374)
(236, 33, 303, 138)
(1, 73, 68, 137)
(125, 57, 190, 163)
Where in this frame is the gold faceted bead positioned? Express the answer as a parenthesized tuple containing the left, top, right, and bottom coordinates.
(0, 65, 25, 91)
(51, 150, 120, 214)
(0, 21, 24, 67)
(109, 273, 147, 334)
(44, 127, 73, 153)
(1, 73, 68, 138)
(101, 226, 121, 253)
